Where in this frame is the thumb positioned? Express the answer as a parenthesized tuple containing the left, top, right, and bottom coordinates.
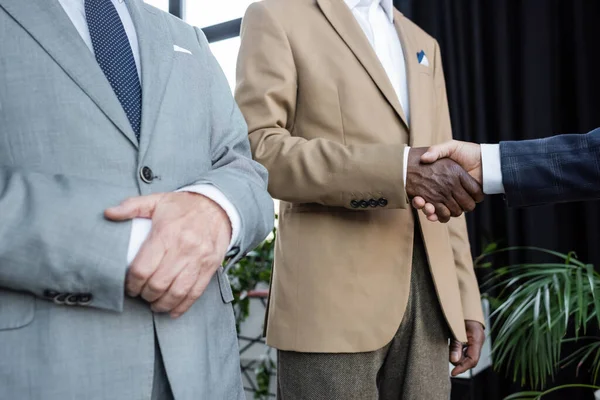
(420, 140, 458, 164)
(449, 339, 463, 365)
(104, 194, 164, 221)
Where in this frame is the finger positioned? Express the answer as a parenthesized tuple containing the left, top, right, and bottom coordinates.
(449, 340, 463, 365)
(105, 194, 164, 221)
(426, 213, 439, 222)
(420, 141, 458, 163)
(169, 270, 214, 318)
(140, 249, 188, 303)
(458, 172, 485, 203)
(151, 261, 199, 313)
(423, 203, 436, 216)
(442, 194, 463, 218)
(434, 203, 452, 223)
(452, 187, 477, 214)
(126, 232, 167, 297)
(412, 197, 426, 209)
(464, 339, 484, 368)
(451, 356, 477, 377)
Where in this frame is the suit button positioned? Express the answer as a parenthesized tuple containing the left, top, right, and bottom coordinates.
(65, 294, 79, 306)
(350, 200, 360, 208)
(77, 293, 93, 306)
(53, 293, 69, 305)
(227, 246, 240, 257)
(140, 166, 154, 183)
(43, 290, 59, 299)
(369, 199, 379, 208)
(378, 198, 388, 207)
(359, 200, 369, 208)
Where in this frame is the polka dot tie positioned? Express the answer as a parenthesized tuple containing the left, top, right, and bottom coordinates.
(85, 0, 142, 140)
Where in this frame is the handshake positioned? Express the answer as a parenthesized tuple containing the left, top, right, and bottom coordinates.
(406, 141, 483, 223)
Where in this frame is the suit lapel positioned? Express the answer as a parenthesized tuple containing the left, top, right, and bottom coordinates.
(126, 0, 174, 156)
(0, 0, 140, 147)
(316, 0, 408, 128)
(394, 11, 431, 146)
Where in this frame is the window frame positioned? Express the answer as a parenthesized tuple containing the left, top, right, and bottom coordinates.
(168, 0, 241, 43)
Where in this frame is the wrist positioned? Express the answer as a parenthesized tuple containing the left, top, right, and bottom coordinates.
(187, 192, 232, 249)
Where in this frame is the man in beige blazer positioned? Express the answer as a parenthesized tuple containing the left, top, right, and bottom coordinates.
(235, 0, 485, 398)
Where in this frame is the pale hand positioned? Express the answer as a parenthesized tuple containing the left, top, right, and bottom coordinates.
(105, 192, 231, 318)
(413, 140, 483, 222)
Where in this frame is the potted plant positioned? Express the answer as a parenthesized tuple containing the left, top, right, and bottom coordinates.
(478, 245, 600, 399)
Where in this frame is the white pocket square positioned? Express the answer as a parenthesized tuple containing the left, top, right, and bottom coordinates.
(174, 45, 192, 55)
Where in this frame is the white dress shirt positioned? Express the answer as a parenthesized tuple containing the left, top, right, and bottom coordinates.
(343, 0, 505, 196)
(343, 0, 411, 185)
(58, 0, 241, 263)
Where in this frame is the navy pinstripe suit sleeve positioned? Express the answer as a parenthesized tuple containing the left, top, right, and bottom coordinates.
(500, 127, 600, 207)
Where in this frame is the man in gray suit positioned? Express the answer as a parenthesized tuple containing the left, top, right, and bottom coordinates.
(0, 0, 274, 399)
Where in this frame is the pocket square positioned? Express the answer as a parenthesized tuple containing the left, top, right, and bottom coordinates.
(174, 45, 192, 55)
(417, 50, 429, 67)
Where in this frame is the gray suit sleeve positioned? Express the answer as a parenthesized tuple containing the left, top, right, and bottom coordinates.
(0, 169, 133, 312)
(500, 127, 600, 207)
(190, 28, 274, 266)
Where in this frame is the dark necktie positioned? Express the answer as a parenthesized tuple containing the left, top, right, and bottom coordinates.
(85, 0, 142, 140)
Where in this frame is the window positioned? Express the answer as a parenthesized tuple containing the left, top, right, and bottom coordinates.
(208, 37, 241, 92)
(185, 2, 256, 91)
(143, 0, 169, 12)
(186, 0, 257, 29)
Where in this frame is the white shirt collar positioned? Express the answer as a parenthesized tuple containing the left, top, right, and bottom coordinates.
(343, 0, 394, 23)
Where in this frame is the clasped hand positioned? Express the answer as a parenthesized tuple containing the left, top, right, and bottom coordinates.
(407, 145, 483, 223)
(105, 192, 231, 318)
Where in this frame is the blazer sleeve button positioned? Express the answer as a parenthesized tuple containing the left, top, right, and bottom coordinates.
(369, 199, 379, 208)
(77, 294, 93, 306)
(378, 198, 388, 207)
(53, 293, 69, 305)
(65, 294, 80, 306)
(350, 200, 360, 208)
(359, 200, 369, 208)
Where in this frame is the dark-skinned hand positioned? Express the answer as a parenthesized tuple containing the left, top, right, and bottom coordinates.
(450, 320, 485, 376)
(406, 147, 484, 222)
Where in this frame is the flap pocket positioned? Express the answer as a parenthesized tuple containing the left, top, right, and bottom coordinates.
(216, 267, 235, 304)
(0, 290, 35, 330)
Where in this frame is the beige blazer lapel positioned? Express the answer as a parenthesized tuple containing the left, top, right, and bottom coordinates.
(394, 10, 432, 147)
(317, 0, 408, 128)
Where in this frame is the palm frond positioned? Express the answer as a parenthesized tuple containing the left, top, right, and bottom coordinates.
(482, 247, 599, 389)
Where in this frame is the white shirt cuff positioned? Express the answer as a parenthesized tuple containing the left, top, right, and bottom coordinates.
(177, 184, 241, 251)
(127, 218, 152, 265)
(403, 146, 410, 186)
(125, 185, 241, 265)
(481, 143, 505, 194)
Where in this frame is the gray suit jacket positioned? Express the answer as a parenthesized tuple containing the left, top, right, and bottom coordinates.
(501, 128, 600, 207)
(0, 0, 274, 398)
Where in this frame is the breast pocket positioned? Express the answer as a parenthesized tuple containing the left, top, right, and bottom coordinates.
(0, 289, 35, 330)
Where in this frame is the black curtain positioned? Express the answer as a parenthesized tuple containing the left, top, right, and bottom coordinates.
(393, 1, 600, 399)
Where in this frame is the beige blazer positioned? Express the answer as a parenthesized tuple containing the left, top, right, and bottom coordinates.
(235, 0, 484, 353)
